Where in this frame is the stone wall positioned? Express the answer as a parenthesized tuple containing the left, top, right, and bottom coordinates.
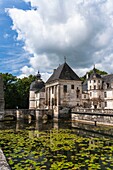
(0, 75, 4, 121)
(72, 112, 113, 126)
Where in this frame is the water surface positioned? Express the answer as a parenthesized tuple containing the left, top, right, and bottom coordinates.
(0, 120, 113, 169)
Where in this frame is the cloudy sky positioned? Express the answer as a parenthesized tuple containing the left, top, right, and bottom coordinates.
(1, 0, 113, 81)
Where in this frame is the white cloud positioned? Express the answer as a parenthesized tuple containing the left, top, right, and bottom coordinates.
(6, 0, 113, 79)
(3, 33, 10, 39)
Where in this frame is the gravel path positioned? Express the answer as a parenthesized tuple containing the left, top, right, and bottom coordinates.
(0, 149, 10, 170)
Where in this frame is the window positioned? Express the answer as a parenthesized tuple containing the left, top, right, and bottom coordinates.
(84, 95, 86, 98)
(76, 87, 80, 98)
(105, 101, 107, 107)
(98, 80, 100, 83)
(104, 92, 107, 98)
(90, 86, 91, 90)
(94, 80, 96, 83)
(90, 92, 92, 96)
(63, 85, 67, 93)
(71, 85, 74, 89)
(94, 85, 96, 90)
(90, 80, 91, 83)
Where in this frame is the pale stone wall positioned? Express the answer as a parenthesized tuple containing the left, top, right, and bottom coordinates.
(0, 149, 10, 169)
(105, 100, 113, 109)
(29, 91, 36, 109)
(72, 112, 113, 126)
(0, 75, 4, 120)
(46, 79, 82, 110)
(59, 80, 82, 107)
(35, 92, 45, 109)
(88, 78, 102, 91)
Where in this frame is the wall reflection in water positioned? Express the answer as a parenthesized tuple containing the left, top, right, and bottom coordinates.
(0, 120, 113, 139)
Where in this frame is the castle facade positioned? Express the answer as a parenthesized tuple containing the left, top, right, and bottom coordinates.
(29, 62, 113, 112)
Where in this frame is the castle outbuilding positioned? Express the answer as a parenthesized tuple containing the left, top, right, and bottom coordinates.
(29, 71, 45, 109)
(45, 61, 82, 118)
(29, 62, 113, 113)
(82, 66, 113, 109)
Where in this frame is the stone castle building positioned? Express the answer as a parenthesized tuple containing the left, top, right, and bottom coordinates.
(82, 67, 113, 109)
(0, 75, 4, 120)
(29, 71, 45, 109)
(29, 62, 113, 112)
(45, 62, 82, 117)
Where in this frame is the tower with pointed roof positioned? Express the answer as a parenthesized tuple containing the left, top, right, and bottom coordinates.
(87, 66, 103, 109)
(29, 71, 45, 109)
(45, 61, 82, 118)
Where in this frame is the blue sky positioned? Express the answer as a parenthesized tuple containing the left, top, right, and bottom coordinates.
(1, 0, 113, 80)
(0, 0, 30, 75)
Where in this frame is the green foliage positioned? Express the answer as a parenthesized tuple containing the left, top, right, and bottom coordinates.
(0, 129, 113, 169)
(80, 68, 108, 82)
(1, 73, 36, 109)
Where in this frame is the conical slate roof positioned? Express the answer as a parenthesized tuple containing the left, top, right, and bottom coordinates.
(30, 80, 44, 91)
(30, 72, 45, 91)
(46, 62, 81, 83)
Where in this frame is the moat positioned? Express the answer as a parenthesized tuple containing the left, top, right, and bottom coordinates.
(1, 120, 113, 169)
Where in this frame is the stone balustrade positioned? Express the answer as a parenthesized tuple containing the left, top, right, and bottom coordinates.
(72, 107, 113, 114)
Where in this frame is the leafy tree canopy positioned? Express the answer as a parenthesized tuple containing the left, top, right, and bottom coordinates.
(1, 73, 36, 109)
(80, 68, 108, 82)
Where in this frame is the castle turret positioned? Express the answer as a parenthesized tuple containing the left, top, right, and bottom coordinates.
(29, 71, 45, 109)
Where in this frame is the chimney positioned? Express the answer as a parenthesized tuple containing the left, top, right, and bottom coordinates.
(53, 69, 56, 73)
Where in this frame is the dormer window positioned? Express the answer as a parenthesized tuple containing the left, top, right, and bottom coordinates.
(93, 75, 96, 78)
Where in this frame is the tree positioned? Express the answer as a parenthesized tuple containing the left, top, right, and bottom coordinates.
(1, 73, 36, 109)
(80, 68, 108, 82)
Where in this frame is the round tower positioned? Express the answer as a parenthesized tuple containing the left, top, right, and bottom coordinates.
(29, 72, 45, 109)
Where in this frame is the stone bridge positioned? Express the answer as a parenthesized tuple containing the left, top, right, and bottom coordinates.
(4, 109, 36, 120)
(2, 109, 50, 121)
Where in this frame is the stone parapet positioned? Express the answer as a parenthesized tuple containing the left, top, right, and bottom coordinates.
(0, 149, 10, 170)
(0, 75, 4, 121)
(72, 112, 113, 126)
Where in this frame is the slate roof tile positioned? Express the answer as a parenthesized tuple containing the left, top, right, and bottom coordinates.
(46, 62, 81, 83)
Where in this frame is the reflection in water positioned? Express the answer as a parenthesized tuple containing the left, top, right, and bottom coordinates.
(0, 120, 113, 138)
(1, 120, 113, 169)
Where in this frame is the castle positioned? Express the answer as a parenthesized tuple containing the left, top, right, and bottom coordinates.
(0, 75, 4, 120)
(29, 61, 113, 115)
